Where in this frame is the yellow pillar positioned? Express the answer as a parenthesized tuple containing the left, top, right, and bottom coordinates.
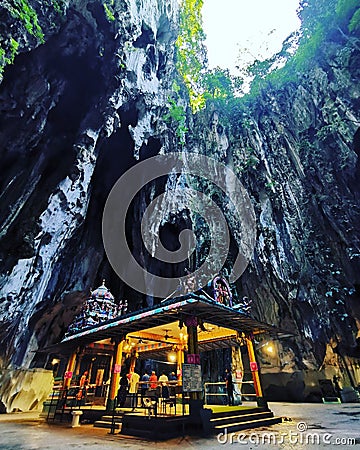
(63, 351, 77, 389)
(246, 337, 267, 407)
(108, 339, 124, 407)
(176, 346, 184, 381)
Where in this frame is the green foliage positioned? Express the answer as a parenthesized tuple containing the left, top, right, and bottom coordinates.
(201, 67, 241, 100)
(164, 82, 188, 146)
(316, 124, 334, 141)
(9, 38, 19, 62)
(10, 0, 44, 42)
(241, 0, 360, 96)
(265, 180, 275, 190)
(299, 139, 315, 154)
(0, 38, 20, 76)
(175, 0, 359, 113)
(336, 0, 359, 21)
(202, 68, 232, 99)
(175, 1, 244, 110)
(291, 27, 325, 72)
(349, 8, 360, 32)
(0, 46, 6, 76)
(299, 0, 359, 37)
(104, 2, 116, 22)
(52, 0, 65, 15)
(245, 154, 259, 169)
(176, 0, 207, 111)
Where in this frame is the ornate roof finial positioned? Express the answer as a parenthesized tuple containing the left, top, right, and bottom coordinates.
(65, 279, 117, 337)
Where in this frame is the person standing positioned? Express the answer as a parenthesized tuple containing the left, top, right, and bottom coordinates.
(168, 371, 177, 397)
(76, 370, 89, 405)
(79, 370, 89, 387)
(225, 368, 234, 406)
(141, 370, 150, 404)
(333, 374, 342, 397)
(129, 371, 140, 409)
(158, 371, 169, 399)
(117, 372, 128, 408)
(169, 372, 177, 381)
(149, 371, 158, 389)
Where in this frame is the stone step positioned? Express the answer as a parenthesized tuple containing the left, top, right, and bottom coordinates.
(214, 416, 283, 433)
(209, 407, 267, 419)
(98, 414, 124, 422)
(94, 420, 121, 430)
(211, 411, 274, 427)
(93, 412, 124, 430)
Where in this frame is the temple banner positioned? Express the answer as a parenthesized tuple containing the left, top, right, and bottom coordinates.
(182, 364, 202, 392)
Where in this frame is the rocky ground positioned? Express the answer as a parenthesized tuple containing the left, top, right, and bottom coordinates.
(0, 402, 359, 449)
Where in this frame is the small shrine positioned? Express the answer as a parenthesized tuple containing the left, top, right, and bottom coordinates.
(44, 274, 289, 439)
(66, 281, 127, 336)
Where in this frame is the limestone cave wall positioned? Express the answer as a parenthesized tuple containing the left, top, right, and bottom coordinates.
(0, 0, 359, 407)
(0, 0, 180, 370)
(191, 31, 360, 397)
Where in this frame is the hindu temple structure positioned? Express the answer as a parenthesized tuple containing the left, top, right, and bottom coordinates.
(65, 281, 127, 336)
(42, 275, 287, 438)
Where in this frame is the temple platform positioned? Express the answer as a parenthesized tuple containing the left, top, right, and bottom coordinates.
(92, 403, 282, 440)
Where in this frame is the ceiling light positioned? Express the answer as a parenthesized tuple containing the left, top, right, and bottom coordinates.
(168, 352, 177, 363)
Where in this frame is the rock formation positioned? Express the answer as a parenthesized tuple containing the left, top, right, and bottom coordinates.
(0, 0, 359, 409)
(0, 0, 179, 371)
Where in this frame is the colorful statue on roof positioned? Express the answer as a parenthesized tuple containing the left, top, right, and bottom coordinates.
(213, 275, 232, 307)
(66, 280, 124, 336)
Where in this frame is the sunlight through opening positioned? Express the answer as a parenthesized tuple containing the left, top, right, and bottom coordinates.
(202, 0, 301, 74)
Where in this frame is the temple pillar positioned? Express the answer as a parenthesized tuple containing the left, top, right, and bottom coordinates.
(186, 317, 200, 401)
(74, 348, 85, 377)
(176, 345, 184, 381)
(63, 351, 77, 389)
(246, 336, 268, 408)
(107, 338, 124, 410)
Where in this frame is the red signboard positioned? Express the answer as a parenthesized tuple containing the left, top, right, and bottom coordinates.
(187, 354, 200, 364)
(250, 362, 258, 372)
(64, 371, 73, 379)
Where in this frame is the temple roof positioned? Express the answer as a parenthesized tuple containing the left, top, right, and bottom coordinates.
(46, 294, 294, 355)
(91, 280, 114, 300)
